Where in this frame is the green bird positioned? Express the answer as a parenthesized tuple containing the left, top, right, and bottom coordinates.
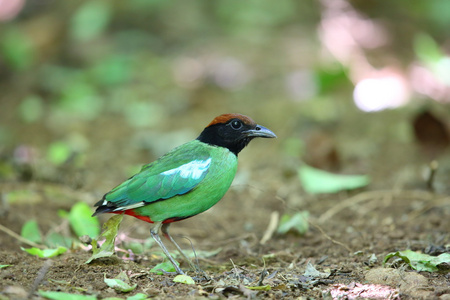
(92, 113, 276, 274)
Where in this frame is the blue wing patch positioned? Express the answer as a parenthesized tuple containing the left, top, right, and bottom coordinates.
(154, 158, 211, 198)
(104, 157, 212, 210)
(161, 158, 211, 179)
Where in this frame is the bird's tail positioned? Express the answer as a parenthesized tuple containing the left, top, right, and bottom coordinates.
(91, 198, 116, 216)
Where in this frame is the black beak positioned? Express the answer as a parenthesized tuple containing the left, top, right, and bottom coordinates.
(244, 125, 277, 138)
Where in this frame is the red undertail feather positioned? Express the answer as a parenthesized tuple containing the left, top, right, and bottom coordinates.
(111, 210, 188, 224)
(111, 210, 154, 223)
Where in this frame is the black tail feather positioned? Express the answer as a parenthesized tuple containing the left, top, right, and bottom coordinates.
(92, 196, 118, 216)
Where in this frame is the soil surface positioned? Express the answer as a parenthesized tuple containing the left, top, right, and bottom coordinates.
(1, 108, 450, 300)
(1, 2, 449, 299)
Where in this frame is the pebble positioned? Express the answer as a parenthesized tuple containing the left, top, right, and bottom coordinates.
(365, 267, 431, 298)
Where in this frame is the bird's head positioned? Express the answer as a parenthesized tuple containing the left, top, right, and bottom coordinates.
(197, 113, 276, 155)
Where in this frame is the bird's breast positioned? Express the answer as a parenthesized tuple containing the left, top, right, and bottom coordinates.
(133, 146, 237, 222)
(199, 147, 237, 196)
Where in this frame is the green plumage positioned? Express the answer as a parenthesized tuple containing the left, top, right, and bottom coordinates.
(93, 113, 276, 275)
(102, 140, 238, 222)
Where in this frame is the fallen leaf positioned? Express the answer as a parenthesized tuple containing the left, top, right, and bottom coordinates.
(69, 202, 100, 239)
(384, 249, 450, 272)
(413, 110, 450, 158)
(298, 164, 369, 194)
(21, 246, 67, 258)
(38, 290, 97, 300)
(126, 293, 150, 300)
(104, 272, 137, 292)
(85, 214, 123, 264)
(277, 211, 309, 235)
(245, 285, 271, 291)
(20, 220, 42, 244)
(173, 274, 195, 284)
(149, 261, 177, 275)
(303, 262, 331, 279)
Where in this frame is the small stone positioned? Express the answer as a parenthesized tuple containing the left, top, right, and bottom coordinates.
(365, 268, 430, 298)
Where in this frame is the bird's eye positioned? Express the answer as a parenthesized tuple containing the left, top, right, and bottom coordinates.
(230, 120, 242, 130)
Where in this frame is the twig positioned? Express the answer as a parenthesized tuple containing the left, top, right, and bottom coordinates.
(318, 191, 389, 223)
(0, 223, 46, 249)
(28, 260, 52, 299)
(257, 269, 269, 286)
(309, 220, 352, 253)
(230, 258, 241, 282)
(260, 211, 279, 245)
(319, 189, 443, 223)
(202, 233, 256, 247)
(260, 191, 352, 252)
(408, 196, 450, 220)
(257, 258, 269, 286)
(426, 160, 438, 191)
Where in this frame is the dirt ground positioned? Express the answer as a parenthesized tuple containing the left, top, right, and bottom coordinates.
(1, 108, 450, 299)
(1, 1, 450, 298)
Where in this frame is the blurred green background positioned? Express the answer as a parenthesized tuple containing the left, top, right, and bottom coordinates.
(1, 0, 449, 194)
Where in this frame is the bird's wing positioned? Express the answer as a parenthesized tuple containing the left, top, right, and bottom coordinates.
(100, 143, 211, 212)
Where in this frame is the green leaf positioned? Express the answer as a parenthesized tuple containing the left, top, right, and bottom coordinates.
(58, 81, 103, 120)
(91, 55, 132, 86)
(0, 28, 35, 70)
(21, 220, 42, 244)
(70, 1, 112, 42)
(126, 293, 150, 300)
(47, 142, 71, 165)
(22, 246, 67, 258)
(277, 212, 309, 235)
(45, 232, 74, 248)
(245, 285, 271, 291)
(384, 250, 450, 272)
(85, 214, 123, 264)
(125, 241, 144, 255)
(150, 261, 178, 275)
(298, 164, 369, 194)
(317, 64, 350, 93)
(0, 265, 11, 269)
(38, 290, 97, 300)
(19, 95, 44, 123)
(414, 33, 443, 65)
(58, 209, 70, 218)
(104, 272, 137, 293)
(173, 274, 195, 285)
(6, 189, 41, 204)
(103, 295, 149, 300)
(69, 202, 100, 239)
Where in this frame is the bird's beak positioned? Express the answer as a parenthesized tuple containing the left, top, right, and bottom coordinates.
(244, 125, 277, 138)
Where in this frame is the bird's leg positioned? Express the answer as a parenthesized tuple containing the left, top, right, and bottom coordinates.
(150, 222, 184, 275)
(161, 223, 203, 274)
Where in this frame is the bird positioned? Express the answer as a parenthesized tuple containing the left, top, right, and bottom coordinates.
(92, 113, 276, 274)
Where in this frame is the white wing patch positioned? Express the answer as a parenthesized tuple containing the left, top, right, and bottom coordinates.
(112, 201, 145, 211)
(161, 158, 211, 180)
